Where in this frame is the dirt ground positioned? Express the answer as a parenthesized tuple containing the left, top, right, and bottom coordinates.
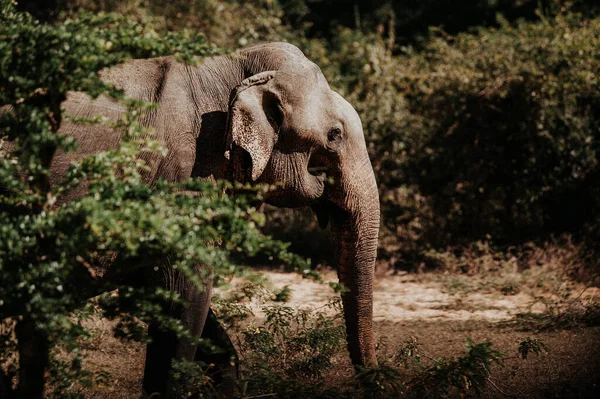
(81, 268, 600, 398)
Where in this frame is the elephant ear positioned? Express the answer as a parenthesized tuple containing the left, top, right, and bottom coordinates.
(225, 71, 282, 182)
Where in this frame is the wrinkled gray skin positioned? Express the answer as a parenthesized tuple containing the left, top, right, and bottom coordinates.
(52, 42, 380, 397)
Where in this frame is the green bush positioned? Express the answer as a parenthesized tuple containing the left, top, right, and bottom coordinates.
(317, 11, 600, 263)
(50, 0, 292, 49)
(399, 13, 600, 245)
(0, 2, 305, 396)
(410, 339, 505, 398)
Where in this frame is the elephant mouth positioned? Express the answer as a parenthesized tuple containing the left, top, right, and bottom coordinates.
(307, 163, 333, 229)
(262, 171, 325, 208)
(308, 165, 328, 180)
(261, 153, 328, 209)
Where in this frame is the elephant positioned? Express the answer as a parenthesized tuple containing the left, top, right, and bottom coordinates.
(46, 42, 380, 396)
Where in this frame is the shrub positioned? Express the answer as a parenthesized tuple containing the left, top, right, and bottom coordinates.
(398, 13, 600, 245)
(221, 292, 348, 398)
(0, 2, 305, 396)
(403, 338, 505, 398)
(52, 0, 292, 49)
(317, 10, 600, 263)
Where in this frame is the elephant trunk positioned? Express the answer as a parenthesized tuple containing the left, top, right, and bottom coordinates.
(329, 154, 379, 367)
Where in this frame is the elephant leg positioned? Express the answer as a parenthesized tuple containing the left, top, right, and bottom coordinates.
(195, 308, 239, 390)
(142, 266, 213, 398)
(15, 318, 49, 399)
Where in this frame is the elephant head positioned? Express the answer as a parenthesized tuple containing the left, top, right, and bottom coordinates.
(225, 44, 380, 367)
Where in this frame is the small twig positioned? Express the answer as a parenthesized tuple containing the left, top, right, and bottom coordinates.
(570, 285, 592, 303)
(243, 393, 277, 399)
(487, 377, 517, 398)
(482, 362, 524, 397)
(416, 348, 437, 363)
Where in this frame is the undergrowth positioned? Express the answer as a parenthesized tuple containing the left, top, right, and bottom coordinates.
(167, 275, 549, 399)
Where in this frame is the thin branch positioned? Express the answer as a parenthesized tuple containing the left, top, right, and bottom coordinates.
(487, 377, 517, 398)
(243, 393, 277, 399)
(482, 362, 524, 397)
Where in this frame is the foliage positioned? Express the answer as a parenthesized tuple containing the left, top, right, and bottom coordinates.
(213, 286, 350, 398)
(314, 9, 600, 266)
(53, 0, 293, 49)
(168, 359, 220, 399)
(354, 364, 404, 398)
(515, 286, 600, 331)
(240, 301, 345, 380)
(406, 338, 505, 398)
(518, 337, 548, 360)
(398, 13, 600, 245)
(0, 1, 306, 396)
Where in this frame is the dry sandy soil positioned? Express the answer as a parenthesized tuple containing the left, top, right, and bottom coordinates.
(80, 268, 600, 398)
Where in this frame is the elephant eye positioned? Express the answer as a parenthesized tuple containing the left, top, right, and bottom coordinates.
(327, 127, 342, 144)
